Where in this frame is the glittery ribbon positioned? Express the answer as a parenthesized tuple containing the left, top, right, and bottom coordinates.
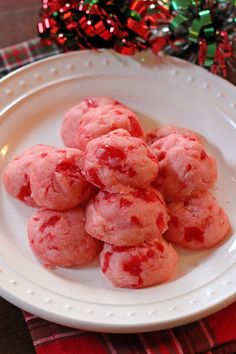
(38, 0, 236, 76)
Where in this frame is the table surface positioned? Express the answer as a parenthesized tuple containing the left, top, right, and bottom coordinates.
(0, 0, 39, 48)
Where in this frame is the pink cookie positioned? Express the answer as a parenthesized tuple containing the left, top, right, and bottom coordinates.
(28, 207, 102, 268)
(151, 134, 217, 201)
(61, 96, 144, 150)
(61, 96, 119, 148)
(165, 191, 230, 249)
(30, 147, 94, 210)
(100, 238, 178, 288)
(86, 187, 169, 246)
(83, 129, 158, 193)
(2, 145, 54, 207)
(146, 125, 202, 146)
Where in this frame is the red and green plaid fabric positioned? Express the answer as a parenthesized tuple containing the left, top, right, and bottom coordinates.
(0, 38, 62, 78)
(24, 302, 236, 354)
(1, 38, 236, 354)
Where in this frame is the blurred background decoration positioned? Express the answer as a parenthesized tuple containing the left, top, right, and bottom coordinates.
(38, 0, 236, 77)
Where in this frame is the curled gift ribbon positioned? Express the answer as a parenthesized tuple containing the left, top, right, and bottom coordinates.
(38, 0, 236, 77)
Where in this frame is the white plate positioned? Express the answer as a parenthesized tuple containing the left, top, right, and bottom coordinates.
(0, 50, 236, 333)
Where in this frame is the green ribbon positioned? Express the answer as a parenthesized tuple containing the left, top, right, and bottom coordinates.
(170, 14, 188, 30)
(171, 0, 193, 11)
(204, 43, 217, 67)
(53, 11, 59, 18)
(129, 10, 142, 21)
(171, 0, 236, 10)
(189, 10, 212, 43)
(84, 0, 100, 4)
(204, 27, 215, 39)
(168, 0, 236, 70)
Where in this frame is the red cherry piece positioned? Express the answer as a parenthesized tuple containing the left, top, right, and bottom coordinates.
(55, 158, 81, 178)
(119, 197, 133, 208)
(155, 242, 164, 253)
(128, 115, 143, 137)
(132, 188, 157, 203)
(156, 213, 165, 232)
(171, 216, 179, 228)
(186, 164, 192, 172)
(39, 215, 61, 233)
(87, 168, 105, 188)
(102, 252, 112, 273)
(40, 153, 48, 158)
(17, 174, 31, 202)
(96, 145, 125, 167)
(123, 255, 142, 276)
(200, 150, 207, 160)
(147, 249, 155, 258)
(131, 216, 142, 226)
(184, 226, 204, 243)
(158, 151, 166, 162)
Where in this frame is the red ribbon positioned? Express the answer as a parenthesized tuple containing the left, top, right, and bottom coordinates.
(211, 32, 233, 77)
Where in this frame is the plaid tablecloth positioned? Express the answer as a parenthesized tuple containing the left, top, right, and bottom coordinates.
(0, 38, 62, 79)
(0, 38, 236, 354)
(23, 303, 236, 354)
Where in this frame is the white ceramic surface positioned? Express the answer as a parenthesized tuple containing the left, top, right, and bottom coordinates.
(0, 50, 235, 333)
